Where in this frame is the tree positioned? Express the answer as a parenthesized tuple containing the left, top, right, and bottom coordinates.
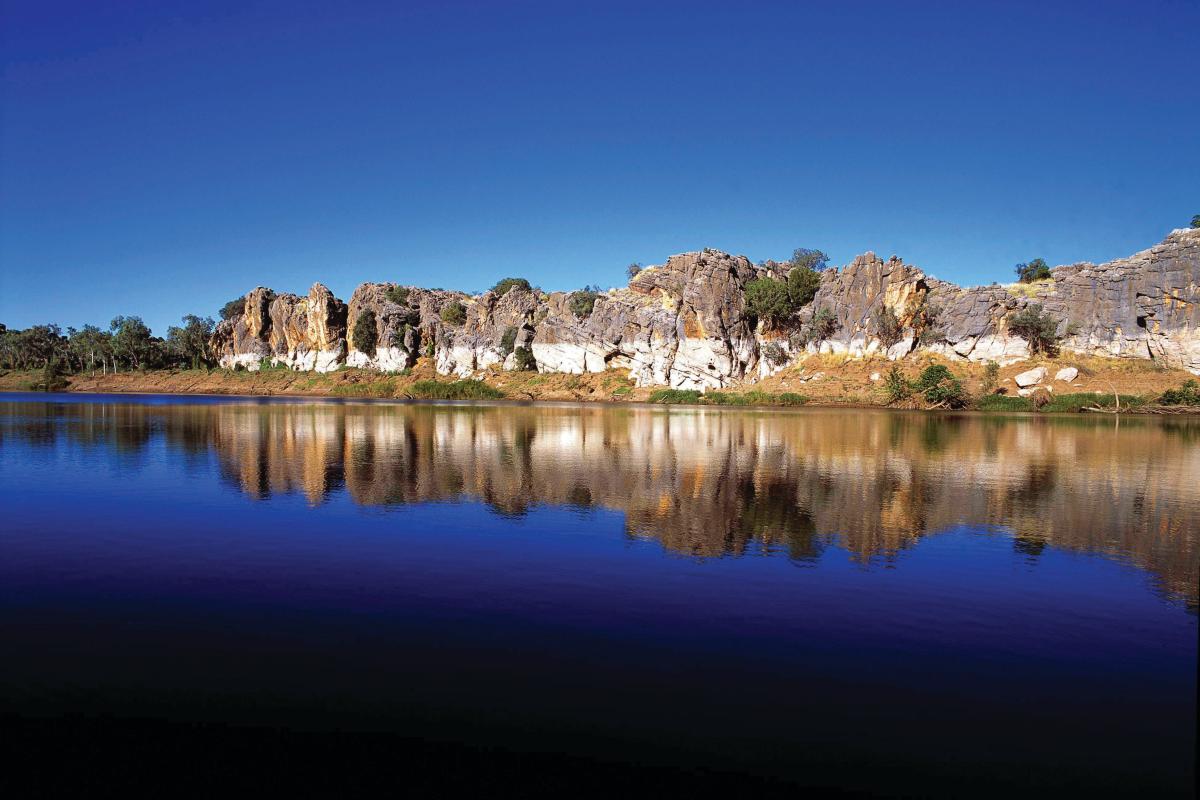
(915, 364, 969, 408)
(1014, 258, 1051, 283)
(626, 262, 643, 279)
(68, 324, 114, 375)
(352, 309, 378, 356)
(1007, 303, 1062, 356)
(499, 326, 518, 356)
(110, 316, 156, 370)
(1192, 215, 1200, 229)
(491, 278, 531, 296)
(166, 315, 215, 369)
(220, 297, 245, 321)
(512, 346, 537, 370)
(873, 306, 904, 348)
(790, 248, 829, 273)
(440, 301, 466, 325)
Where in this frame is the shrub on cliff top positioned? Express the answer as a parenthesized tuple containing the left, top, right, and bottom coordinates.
(570, 287, 602, 318)
(1014, 258, 1051, 283)
(384, 285, 410, 305)
(219, 297, 244, 321)
(352, 309, 378, 356)
(491, 277, 531, 297)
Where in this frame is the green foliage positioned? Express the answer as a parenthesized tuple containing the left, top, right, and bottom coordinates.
(786, 264, 822, 307)
(975, 394, 1034, 411)
(569, 287, 602, 318)
(491, 277, 531, 296)
(626, 262, 643, 279)
(512, 346, 537, 371)
(220, 297, 244, 320)
(790, 248, 829, 273)
(882, 364, 911, 404)
(873, 306, 904, 348)
(40, 358, 69, 392)
(1191, 215, 1200, 229)
(352, 309, 378, 356)
(1040, 392, 1146, 412)
(745, 278, 792, 327)
(166, 314, 215, 369)
(440, 301, 466, 325)
(499, 326, 518, 356)
(408, 379, 504, 400)
(1015, 258, 1052, 283)
(1159, 379, 1200, 406)
(611, 385, 632, 396)
(331, 379, 397, 397)
(649, 388, 807, 406)
(915, 364, 969, 408)
(982, 361, 1000, 394)
(110, 316, 157, 370)
(1008, 303, 1062, 356)
(649, 389, 703, 404)
(384, 285, 410, 305)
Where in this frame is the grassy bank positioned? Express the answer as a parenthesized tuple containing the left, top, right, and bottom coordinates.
(1, 357, 1197, 415)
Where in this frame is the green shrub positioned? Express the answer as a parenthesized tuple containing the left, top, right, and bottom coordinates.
(976, 394, 1033, 411)
(1159, 379, 1200, 406)
(352, 309, 378, 356)
(649, 389, 703, 404)
(746, 278, 792, 327)
(384, 285, 410, 305)
(332, 379, 396, 398)
(440, 301, 466, 325)
(626, 263, 642, 279)
(612, 385, 632, 396)
(761, 341, 789, 367)
(569, 287, 602, 318)
(491, 277, 531, 296)
(1015, 258, 1051, 283)
(1008, 304, 1062, 356)
(499, 326, 518, 356)
(512, 346, 537, 371)
(883, 364, 911, 404)
(982, 361, 1000, 393)
(915, 364, 969, 408)
(778, 393, 808, 406)
(408, 379, 504, 400)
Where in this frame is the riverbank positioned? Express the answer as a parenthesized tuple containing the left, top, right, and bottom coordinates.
(2, 353, 1197, 413)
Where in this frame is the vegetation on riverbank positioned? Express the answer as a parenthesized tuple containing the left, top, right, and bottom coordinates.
(2, 354, 1197, 415)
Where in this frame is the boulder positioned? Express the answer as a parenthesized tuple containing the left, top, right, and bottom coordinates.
(1054, 366, 1079, 383)
(1015, 367, 1047, 388)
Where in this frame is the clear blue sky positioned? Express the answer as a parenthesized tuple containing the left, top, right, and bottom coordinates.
(2, 0, 1197, 336)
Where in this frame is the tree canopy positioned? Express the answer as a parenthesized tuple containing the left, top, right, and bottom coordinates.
(1014, 258, 1051, 283)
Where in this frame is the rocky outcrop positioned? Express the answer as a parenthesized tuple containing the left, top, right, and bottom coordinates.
(212, 284, 347, 372)
(210, 228, 1200, 382)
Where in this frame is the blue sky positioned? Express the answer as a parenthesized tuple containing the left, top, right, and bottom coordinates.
(2, 0, 1197, 336)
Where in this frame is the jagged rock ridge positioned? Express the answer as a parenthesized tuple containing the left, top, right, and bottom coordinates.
(210, 229, 1200, 384)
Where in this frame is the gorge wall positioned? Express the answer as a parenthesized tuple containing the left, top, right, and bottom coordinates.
(211, 228, 1200, 387)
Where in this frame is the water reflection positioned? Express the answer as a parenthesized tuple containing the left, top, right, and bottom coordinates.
(3, 398, 1198, 605)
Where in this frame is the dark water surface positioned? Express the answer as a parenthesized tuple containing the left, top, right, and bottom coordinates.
(1, 394, 1196, 795)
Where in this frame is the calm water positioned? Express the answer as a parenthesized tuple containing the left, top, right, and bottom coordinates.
(1, 394, 1196, 795)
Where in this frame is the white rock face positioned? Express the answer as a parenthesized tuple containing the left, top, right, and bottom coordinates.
(219, 353, 264, 371)
(1015, 367, 1047, 388)
(1054, 367, 1079, 383)
(869, 372, 882, 382)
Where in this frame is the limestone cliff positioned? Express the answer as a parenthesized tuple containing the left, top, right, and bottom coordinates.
(211, 228, 1200, 382)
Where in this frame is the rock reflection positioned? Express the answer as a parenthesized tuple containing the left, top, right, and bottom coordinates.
(4, 400, 1197, 605)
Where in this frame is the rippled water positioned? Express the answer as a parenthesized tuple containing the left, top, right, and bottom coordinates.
(1, 394, 1196, 795)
